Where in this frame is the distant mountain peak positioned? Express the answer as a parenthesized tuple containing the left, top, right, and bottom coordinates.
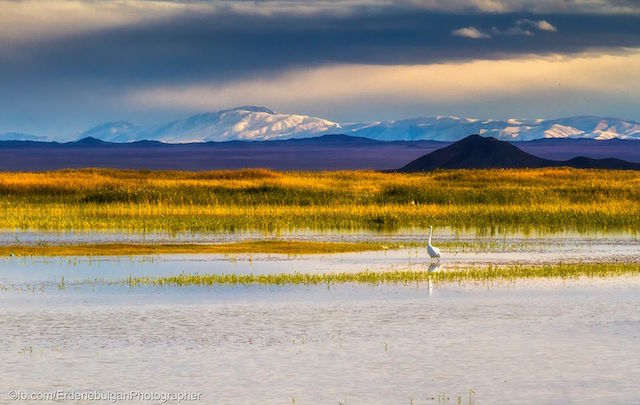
(0, 132, 49, 142)
(73, 136, 109, 145)
(122, 106, 340, 143)
(3, 107, 640, 143)
(399, 134, 640, 171)
(83, 120, 136, 131)
(219, 106, 276, 114)
(79, 121, 141, 142)
(400, 134, 551, 171)
(458, 134, 492, 143)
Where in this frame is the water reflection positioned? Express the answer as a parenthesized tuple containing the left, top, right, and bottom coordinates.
(0, 227, 638, 246)
(1, 280, 639, 404)
(1, 239, 640, 288)
(427, 263, 442, 296)
(428, 262, 442, 273)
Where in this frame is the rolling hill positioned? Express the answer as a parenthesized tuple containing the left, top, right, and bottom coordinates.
(399, 135, 640, 171)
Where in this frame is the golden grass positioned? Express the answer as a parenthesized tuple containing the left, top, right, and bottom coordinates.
(0, 168, 638, 232)
(0, 240, 554, 256)
(0, 240, 415, 256)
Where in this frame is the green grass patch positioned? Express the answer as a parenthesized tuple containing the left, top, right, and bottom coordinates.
(121, 262, 640, 287)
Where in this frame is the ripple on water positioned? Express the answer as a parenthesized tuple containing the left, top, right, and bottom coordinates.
(1, 279, 639, 404)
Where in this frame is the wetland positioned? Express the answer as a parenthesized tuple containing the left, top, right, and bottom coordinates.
(1, 168, 639, 404)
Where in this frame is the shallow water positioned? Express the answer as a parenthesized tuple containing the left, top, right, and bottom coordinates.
(1, 279, 639, 404)
(1, 231, 639, 404)
(1, 237, 639, 287)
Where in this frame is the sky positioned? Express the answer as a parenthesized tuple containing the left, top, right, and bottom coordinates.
(1, 0, 640, 138)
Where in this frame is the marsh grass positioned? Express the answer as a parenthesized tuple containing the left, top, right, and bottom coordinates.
(120, 262, 640, 287)
(0, 239, 564, 257)
(0, 168, 638, 232)
(0, 240, 417, 256)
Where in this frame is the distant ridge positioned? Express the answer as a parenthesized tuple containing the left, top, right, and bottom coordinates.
(72, 112, 640, 143)
(4, 107, 640, 143)
(0, 135, 444, 171)
(0, 134, 638, 171)
(73, 136, 110, 146)
(76, 106, 341, 143)
(562, 156, 640, 169)
(0, 132, 49, 142)
(399, 135, 640, 171)
(0, 134, 441, 148)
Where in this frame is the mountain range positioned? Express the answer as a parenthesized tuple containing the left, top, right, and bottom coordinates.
(1, 135, 638, 171)
(0, 132, 48, 142)
(2, 106, 640, 143)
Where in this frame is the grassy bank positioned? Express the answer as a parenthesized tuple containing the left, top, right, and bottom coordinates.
(0, 240, 415, 256)
(0, 168, 638, 232)
(122, 262, 640, 287)
(0, 239, 563, 256)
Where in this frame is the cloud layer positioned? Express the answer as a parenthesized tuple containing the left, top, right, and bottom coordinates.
(452, 27, 491, 39)
(1, 0, 639, 136)
(128, 51, 640, 120)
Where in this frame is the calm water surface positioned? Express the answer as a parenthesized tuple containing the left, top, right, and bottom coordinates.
(1, 279, 639, 404)
(1, 240, 639, 286)
(1, 231, 639, 404)
(1, 228, 638, 245)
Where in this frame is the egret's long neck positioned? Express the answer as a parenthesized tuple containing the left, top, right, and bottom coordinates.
(428, 228, 432, 245)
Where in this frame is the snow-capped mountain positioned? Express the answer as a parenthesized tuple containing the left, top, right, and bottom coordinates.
(0, 132, 50, 141)
(3, 107, 640, 143)
(79, 121, 142, 142)
(344, 116, 640, 141)
(83, 109, 640, 142)
(79, 106, 341, 143)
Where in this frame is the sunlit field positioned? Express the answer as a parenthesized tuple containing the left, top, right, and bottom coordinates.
(0, 168, 638, 233)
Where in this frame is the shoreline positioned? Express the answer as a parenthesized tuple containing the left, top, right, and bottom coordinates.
(0, 240, 418, 256)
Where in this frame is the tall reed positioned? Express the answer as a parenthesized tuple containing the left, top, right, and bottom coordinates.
(0, 168, 638, 232)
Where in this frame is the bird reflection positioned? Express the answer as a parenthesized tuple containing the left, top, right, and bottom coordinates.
(427, 262, 442, 296)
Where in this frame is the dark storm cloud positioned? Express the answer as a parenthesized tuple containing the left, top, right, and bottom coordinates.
(1, 1, 640, 136)
(2, 9, 640, 87)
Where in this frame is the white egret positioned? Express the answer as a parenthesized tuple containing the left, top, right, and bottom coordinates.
(427, 226, 441, 261)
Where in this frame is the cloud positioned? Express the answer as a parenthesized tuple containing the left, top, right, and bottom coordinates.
(0, 0, 633, 46)
(5, 10, 625, 89)
(491, 25, 533, 36)
(0, 0, 209, 47)
(404, 0, 640, 14)
(0, 0, 639, 135)
(490, 19, 558, 36)
(518, 19, 558, 32)
(534, 20, 558, 31)
(452, 26, 491, 39)
(127, 50, 640, 119)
